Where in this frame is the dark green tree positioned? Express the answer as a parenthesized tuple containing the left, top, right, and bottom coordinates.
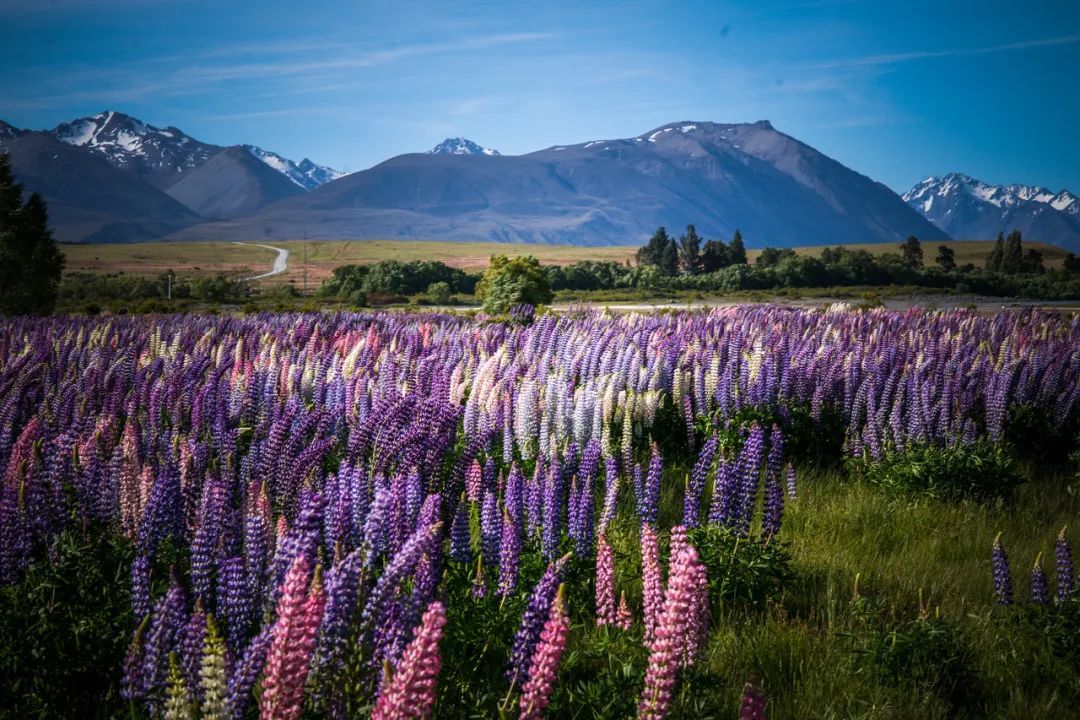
(756, 247, 796, 268)
(900, 236, 923, 269)
(700, 239, 730, 273)
(1000, 230, 1023, 274)
(1064, 253, 1080, 274)
(0, 156, 65, 315)
(986, 232, 1005, 272)
(636, 226, 673, 268)
(936, 245, 957, 271)
(677, 224, 702, 275)
(729, 229, 747, 265)
(1021, 247, 1044, 274)
(475, 255, 553, 313)
(659, 236, 678, 276)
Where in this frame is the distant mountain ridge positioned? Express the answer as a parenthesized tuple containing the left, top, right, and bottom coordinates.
(903, 173, 1079, 251)
(429, 137, 500, 156)
(167, 119, 947, 247)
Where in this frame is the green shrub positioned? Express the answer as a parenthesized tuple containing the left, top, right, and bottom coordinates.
(689, 524, 794, 608)
(854, 440, 1022, 500)
(0, 529, 134, 719)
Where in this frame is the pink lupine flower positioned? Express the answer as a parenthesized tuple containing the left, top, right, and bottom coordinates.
(372, 600, 447, 720)
(596, 534, 616, 626)
(466, 459, 483, 502)
(641, 523, 663, 645)
(615, 591, 633, 630)
(520, 585, 569, 720)
(637, 544, 706, 720)
(681, 556, 708, 668)
(260, 557, 325, 720)
(739, 678, 767, 720)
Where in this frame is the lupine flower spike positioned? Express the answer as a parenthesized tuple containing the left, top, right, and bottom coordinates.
(992, 532, 1013, 606)
(739, 678, 767, 720)
(371, 600, 447, 720)
(595, 534, 616, 626)
(520, 585, 570, 720)
(615, 592, 633, 630)
(1031, 553, 1049, 605)
(1057, 527, 1073, 601)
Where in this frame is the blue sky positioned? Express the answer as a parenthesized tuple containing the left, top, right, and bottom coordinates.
(1, 0, 1078, 193)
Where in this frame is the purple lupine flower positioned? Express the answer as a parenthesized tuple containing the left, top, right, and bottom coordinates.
(227, 627, 272, 719)
(142, 579, 187, 704)
(218, 556, 252, 654)
(1032, 553, 1050, 605)
(507, 554, 569, 687)
(541, 459, 563, 560)
(519, 585, 569, 720)
(639, 447, 663, 527)
(179, 603, 208, 705)
(739, 678, 767, 720)
(504, 463, 524, 525)
(992, 533, 1013, 606)
(599, 456, 619, 535)
(481, 488, 501, 566)
(1057, 527, 1074, 601)
(683, 435, 717, 529)
(312, 547, 365, 677)
(449, 493, 472, 564)
(498, 508, 522, 597)
(785, 463, 797, 500)
(736, 424, 766, 534)
(371, 600, 446, 720)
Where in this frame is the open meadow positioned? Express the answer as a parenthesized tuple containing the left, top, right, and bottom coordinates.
(0, 305, 1077, 719)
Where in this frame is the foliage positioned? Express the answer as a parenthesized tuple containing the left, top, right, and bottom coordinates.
(854, 440, 1022, 500)
(319, 259, 477, 298)
(475, 254, 553, 313)
(689, 524, 795, 608)
(0, 155, 65, 315)
(0, 529, 134, 719)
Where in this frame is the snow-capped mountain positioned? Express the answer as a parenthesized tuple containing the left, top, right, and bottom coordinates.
(0, 120, 27, 140)
(243, 145, 345, 190)
(52, 111, 219, 189)
(904, 173, 1080, 250)
(166, 120, 946, 246)
(428, 137, 500, 156)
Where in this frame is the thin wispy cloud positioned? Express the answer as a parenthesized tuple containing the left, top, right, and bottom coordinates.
(808, 33, 1080, 70)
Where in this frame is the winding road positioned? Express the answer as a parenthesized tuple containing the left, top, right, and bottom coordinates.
(234, 242, 289, 281)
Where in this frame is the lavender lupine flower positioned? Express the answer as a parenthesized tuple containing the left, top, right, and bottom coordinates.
(599, 456, 619, 535)
(595, 534, 616, 626)
(736, 424, 766, 534)
(218, 556, 251, 654)
(121, 615, 151, 702)
(481, 488, 501, 566)
(519, 585, 570, 720)
(499, 508, 522, 597)
(785, 463, 797, 500)
(1057, 527, 1074, 601)
(639, 448, 663, 527)
(226, 626, 272, 720)
(683, 435, 717, 529)
(371, 600, 446, 720)
(739, 679, 767, 720)
(260, 558, 325, 720)
(615, 592, 633, 630)
(508, 554, 570, 687)
(1031, 553, 1049, 605)
(360, 521, 443, 648)
(179, 603, 208, 704)
(541, 460, 563, 560)
(312, 547, 365, 677)
(637, 543, 706, 719)
(450, 494, 472, 564)
(992, 533, 1013, 606)
(641, 523, 663, 645)
(142, 579, 187, 702)
(199, 616, 228, 720)
(505, 463, 524, 525)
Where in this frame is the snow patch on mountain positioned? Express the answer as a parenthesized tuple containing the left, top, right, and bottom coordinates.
(243, 145, 344, 190)
(429, 137, 500, 156)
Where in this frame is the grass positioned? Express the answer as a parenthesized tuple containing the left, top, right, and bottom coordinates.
(60, 238, 1071, 289)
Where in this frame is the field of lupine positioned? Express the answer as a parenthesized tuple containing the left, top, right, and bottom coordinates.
(1, 305, 1079, 719)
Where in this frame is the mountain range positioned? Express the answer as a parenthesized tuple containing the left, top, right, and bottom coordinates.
(902, 173, 1079, 250)
(1, 110, 1072, 250)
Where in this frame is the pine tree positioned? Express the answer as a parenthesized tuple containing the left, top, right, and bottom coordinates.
(636, 227, 672, 268)
(699, 240, 729, 273)
(935, 245, 956, 271)
(659, 236, 678, 276)
(0, 155, 65, 315)
(729, 229, 747, 265)
(1001, 230, 1023, 274)
(986, 232, 1005, 272)
(677, 224, 701, 275)
(900, 236, 923, 269)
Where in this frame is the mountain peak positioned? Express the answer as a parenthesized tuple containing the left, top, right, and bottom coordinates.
(429, 137, 500, 156)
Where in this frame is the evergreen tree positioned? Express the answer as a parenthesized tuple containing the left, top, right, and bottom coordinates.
(699, 239, 729, 273)
(935, 245, 956, 271)
(1021, 247, 1044, 274)
(677, 224, 702, 275)
(636, 227, 672, 268)
(729, 229, 747, 265)
(986, 232, 1005, 272)
(900, 236, 923, 269)
(756, 247, 796, 268)
(0, 155, 65, 315)
(1001, 230, 1023, 274)
(1064, 253, 1080, 275)
(659, 236, 678, 276)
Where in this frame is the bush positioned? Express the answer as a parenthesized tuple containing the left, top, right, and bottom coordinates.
(689, 524, 794, 608)
(854, 440, 1021, 500)
(0, 529, 134, 718)
(426, 281, 453, 305)
(862, 615, 979, 711)
(476, 255, 553, 314)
